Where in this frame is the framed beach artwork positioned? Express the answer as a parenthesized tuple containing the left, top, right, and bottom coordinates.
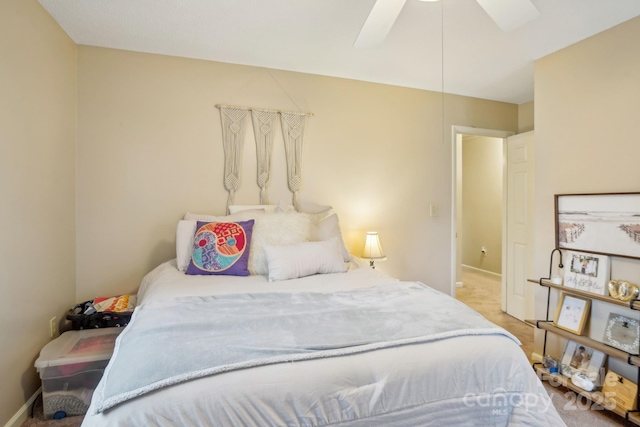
(555, 192, 640, 260)
(563, 250, 610, 295)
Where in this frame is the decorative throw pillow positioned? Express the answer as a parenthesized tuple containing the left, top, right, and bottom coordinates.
(264, 237, 347, 281)
(185, 220, 254, 276)
(177, 211, 266, 271)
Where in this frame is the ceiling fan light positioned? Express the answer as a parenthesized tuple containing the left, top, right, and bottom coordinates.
(354, 0, 407, 48)
(476, 0, 540, 32)
(417, 0, 441, 2)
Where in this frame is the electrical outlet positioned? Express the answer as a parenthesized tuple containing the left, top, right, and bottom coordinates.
(49, 317, 57, 338)
(429, 204, 438, 217)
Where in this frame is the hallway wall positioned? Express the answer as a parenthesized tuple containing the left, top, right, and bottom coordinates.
(461, 136, 503, 275)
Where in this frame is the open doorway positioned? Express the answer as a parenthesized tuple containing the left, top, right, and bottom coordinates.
(454, 133, 506, 324)
(451, 126, 536, 323)
(450, 126, 513, 306)
(458, 134, 504, 281)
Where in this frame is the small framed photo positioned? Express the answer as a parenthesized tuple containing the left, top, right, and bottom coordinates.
(563, 250, 611, 295)
(602, 313, 640, 355)
(554, 293, 591, 335)
(560, 340, 607, 385)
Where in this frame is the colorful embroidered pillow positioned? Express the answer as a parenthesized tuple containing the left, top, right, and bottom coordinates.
(186, 220, 254, 276)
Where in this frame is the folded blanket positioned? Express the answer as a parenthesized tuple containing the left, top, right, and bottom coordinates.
(93, 282, 519, 413)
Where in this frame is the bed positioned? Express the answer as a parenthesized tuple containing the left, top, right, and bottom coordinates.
(81, 208, 565, 426)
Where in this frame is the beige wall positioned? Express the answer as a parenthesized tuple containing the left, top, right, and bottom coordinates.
(461, 136, 503, 274)
(0, 1, 77, 424)
(518, 101, 534, 132)
(76, 46, 519, 301)
(533, 16, 640, 378)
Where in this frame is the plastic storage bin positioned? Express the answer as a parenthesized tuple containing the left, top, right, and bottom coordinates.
(34, 328, 123, 419)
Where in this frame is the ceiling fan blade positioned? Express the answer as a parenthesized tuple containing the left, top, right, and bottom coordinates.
(354, 0, 407, 48)
(475, 0, 540, 32)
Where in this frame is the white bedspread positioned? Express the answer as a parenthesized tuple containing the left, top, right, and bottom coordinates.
(82, 260, 566, 426)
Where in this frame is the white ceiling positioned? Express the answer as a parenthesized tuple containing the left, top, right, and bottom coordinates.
(38, 0, 640, 104)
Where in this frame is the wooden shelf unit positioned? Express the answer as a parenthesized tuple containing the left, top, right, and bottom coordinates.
(528, 278, 640, 310)
(526, 320, 640, 367)
(535, 366, 640, 425)
(530, 278, 640, 424)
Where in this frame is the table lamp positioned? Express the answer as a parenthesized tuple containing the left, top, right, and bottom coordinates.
(362, 231, 387, 269)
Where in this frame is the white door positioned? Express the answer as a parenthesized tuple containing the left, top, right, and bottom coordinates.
(505, 131, 534, 321)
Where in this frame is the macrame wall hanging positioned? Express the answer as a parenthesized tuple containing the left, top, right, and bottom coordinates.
(219, 106, 249, 214)
(250, 109, 278, 205)
(280, 112, 307, 210)
(216, 103, 311, 211)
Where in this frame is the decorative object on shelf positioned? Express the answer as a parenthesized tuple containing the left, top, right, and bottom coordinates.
(544, 248, 565, 285)
(555, 192, 640, 260)
(563, 250, 610, 295)
(542, 355, 559, 373)
(559, 339, 606, 386)
(608, 280, 640, 301)
(602, 312, 640, 354)
(571, 372, 595, 391)
(554, 293, 591, 335)
(602, 370, 638, 412)
(362, 231, 386, 269)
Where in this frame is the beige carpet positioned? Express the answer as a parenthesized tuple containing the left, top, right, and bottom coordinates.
(21, 394, 83, 427)
(457, 267, 635, 427)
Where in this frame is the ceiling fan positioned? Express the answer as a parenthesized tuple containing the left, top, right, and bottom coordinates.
(354, 0, 540, 48)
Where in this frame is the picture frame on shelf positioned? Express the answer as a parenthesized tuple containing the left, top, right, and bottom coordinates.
(602, 312, 640, 355)
(553, 293, 591, 335)
(563, 250, 610, 295)
(555, 192, 640, 260)
(602, 370, 638, 412)
(559, 339, 606, 385)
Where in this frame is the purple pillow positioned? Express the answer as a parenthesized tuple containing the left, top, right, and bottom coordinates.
(186, 220, 254, 276)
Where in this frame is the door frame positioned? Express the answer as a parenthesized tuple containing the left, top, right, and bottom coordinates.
(450, 126, 514, 306)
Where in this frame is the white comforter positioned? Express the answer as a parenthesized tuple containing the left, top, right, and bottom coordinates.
(82, 260, 565, 427)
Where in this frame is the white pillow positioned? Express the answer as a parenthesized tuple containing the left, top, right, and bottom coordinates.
(264, 237, 347, 281)
(228, 205, 279, 214)
(229, 202, 295, 214)
(248, 212, 313, 275)
(309, 212, 350, 262)
(297, 199, 333, 214)
(184, 209, 264, 221)
(176, 220, 199, 271)
(176, 211, 266, 271)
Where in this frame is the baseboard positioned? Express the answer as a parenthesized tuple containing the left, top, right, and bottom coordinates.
(531, 352, 543, 363)
(4, 387, 41, 427)
(461, 264, 502, 279)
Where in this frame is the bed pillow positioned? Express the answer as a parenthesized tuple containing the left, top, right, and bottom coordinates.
(264, 237, 347, 281)
(177, 211, 265, 271)
(228, 205, 277, 214)
(309, 212, 350, 262)
(185, 220, 254, 276)
(248, 212, 313, 275)
(229, 202, 296, 214)
(184, 209, 264, 221)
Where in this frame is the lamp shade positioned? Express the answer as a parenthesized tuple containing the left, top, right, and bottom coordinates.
(362, 231, 386, 261)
